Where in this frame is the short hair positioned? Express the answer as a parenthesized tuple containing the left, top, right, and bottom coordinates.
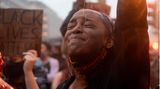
(60, 9, 113, 38)
(99, 13, 113, 38)
(42, 41, 51, 51)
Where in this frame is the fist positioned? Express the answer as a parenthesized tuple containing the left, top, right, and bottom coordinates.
(23, 50, 38, 72)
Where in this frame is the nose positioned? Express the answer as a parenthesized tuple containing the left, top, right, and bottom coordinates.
(72, 23, 83, 34)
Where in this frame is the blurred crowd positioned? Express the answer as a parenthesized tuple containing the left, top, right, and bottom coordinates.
(0, 38, 70, 89)
(0, 38, 159, 89)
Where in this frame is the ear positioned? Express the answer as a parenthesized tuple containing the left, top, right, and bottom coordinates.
(104, 38, 114, 49)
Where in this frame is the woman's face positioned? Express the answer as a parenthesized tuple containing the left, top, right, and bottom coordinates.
(64, 9, 110, 66)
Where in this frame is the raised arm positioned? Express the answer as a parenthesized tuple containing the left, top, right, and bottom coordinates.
(23, 50, 40, 89)
(113, 0, 150, 89)
(115, 0, 148, 30)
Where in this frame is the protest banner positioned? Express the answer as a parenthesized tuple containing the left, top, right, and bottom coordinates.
(0, 9, 43, 56)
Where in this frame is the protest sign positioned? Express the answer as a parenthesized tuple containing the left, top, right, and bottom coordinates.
(0, 9, 43, 56)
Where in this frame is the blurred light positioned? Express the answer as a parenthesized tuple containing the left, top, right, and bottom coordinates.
(42, 32, 48, 37)
(28, 0, 37, 1)
(86, 0, 106, 3)
(147, 0, 155, 3)
(43, 16, 48, 21)
(86, 0, 98, 3)
(43, 24, 48, 30)
(152, 42, 158, 50)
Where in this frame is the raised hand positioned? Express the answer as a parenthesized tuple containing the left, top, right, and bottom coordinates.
(23, 50, 38, 72)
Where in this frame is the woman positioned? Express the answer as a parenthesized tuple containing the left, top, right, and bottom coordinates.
(24, 9, 114, 89)
(23, 0, 150, 89)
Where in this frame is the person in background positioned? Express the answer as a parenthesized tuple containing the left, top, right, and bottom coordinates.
(51, 43, 70, 89)
(32, 51, 47, 89)
(3, 54, 46, 89)
(0, 52, 14, 89)
(51, 60, 69, 89)
(0, 77, 14, 89)
(50, 40, 65, 71)
(0, 52, 4, 77)
(40, 42, 59, 89)
(3, 56, 26, 89)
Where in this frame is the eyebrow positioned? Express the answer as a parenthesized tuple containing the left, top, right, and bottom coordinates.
(69, 15, 98, 23)
(69, 18, 76, 23)
(85, 18, 95, 22)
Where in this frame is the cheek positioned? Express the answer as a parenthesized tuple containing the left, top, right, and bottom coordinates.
(85, 30, 105, 52)
(63, 35, 69, 53)
(63, 29, 106, 56)
(63, 31, 72, 47)
(64, 31, 70, 42)
(63, 31, 83, 55)
(87, 29, 105, 44)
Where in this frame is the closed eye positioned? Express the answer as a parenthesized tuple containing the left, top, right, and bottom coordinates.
(83, 19, 96, 28)
(84, 23, 95, 28)
(67, 23, 75, 30)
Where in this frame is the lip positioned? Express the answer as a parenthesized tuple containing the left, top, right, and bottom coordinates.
(68, 34, 86, 42)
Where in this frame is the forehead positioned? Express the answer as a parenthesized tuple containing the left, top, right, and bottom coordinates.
(71, 9, 102, 22)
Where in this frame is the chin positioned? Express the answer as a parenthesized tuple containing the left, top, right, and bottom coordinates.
(68, 50, 82, 57)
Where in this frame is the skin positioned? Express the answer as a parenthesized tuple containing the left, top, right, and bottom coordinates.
(40, 43, 49, 61)
(64, 9, 112, 68)
(41, 44, 47, 53)
(0, 78, 14, 89)
(23, 50, 39, 89)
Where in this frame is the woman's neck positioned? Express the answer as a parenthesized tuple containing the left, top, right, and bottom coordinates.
(68, 47, 107, 77)
(69, 73, 87, 89)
